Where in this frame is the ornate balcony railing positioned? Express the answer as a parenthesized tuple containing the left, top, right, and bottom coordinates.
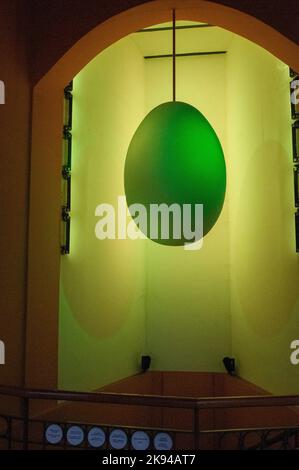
(0, 384, 298, 450)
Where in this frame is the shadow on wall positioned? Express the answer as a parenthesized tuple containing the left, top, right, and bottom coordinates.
(233, 141, 299, 336)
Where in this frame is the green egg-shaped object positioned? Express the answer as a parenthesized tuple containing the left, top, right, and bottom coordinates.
(124, 101, 226, 246)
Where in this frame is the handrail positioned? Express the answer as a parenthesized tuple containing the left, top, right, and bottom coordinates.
(1, 384, 299, 410)
(248, 427, 299, 450)
(1, 384, 299, 451)
(200, 424, 299, 450)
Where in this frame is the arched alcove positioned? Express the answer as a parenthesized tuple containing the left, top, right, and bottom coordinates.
(25, 0, 299, 391)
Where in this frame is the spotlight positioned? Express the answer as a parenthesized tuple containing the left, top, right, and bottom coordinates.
(141, 355, 151, 372)
(292, 121, 299, 162)
(291, 75, 299, 120)
(222, 357, 235, 375)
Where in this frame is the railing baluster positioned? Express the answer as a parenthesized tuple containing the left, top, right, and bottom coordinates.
(193, 407, 199, 450)
(0, 384, 299, 450)
(7, 416, 12, 450)
(22, 397, 29, 450)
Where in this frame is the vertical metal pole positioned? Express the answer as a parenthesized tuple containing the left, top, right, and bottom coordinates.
(22, 397, 29, 450)
(172, 9, 176, 102)
(7, 417, 12, 449)
(193, 407, 199, 450)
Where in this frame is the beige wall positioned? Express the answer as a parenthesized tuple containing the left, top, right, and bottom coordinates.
(59, 37, 147, 391)
(59, 26, 299, 393)
(144, 47, 231, 372)
(58, 31, 232, 389)
(0, 1, 31, 407)
(227, 36, 299, 394)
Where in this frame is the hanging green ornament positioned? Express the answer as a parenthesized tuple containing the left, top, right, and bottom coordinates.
(124, 101, 226, 246)
(124, 11, 226, 247)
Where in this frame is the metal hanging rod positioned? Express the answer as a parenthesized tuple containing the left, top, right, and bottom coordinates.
(172, 9, 176, 102)
(137, 24, 214, 33)
(144, 51, 227, 60)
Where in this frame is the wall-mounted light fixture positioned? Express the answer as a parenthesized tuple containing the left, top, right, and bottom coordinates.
(295, 212, 299, 252)
(61, 81, 73, 255)
(290, 73, 299, 120)
(290, 70, 299, 251)
(294, 165, 299, 208)
(292, 120, 299, 163)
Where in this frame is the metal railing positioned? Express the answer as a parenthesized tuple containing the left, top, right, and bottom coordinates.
(0, 384, 298, 450)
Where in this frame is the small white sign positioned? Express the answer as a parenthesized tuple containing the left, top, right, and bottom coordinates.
(88, 427, 106, 448)
(0, 340, 5, 365)
(154, 432, 173, 450)
(131, 430, 150, 450)
(0, 81, 4, 105)
(66, 425, 84, 446)
(45, 424, 63, 445)
(109, 429, 128, 449)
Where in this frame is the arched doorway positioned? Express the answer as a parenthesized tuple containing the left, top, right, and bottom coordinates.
(25, 0, 299, 389)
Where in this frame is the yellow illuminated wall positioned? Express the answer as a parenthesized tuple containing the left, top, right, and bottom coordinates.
(59, 38, 147, 390)
(143, 41, 231, 372)
(59, 25, 299, 394)
(227, 36, 299, 394)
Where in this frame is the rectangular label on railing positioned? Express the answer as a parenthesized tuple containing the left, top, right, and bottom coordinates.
(0, 340, 5, 364)
(0, 81, 4, 104)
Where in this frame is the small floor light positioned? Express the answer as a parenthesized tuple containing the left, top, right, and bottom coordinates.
(141, 355, 151, 372)
(223, 357, 236, 375)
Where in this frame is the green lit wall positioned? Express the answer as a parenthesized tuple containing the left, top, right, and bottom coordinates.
(59, 38, 147, 391)
(143, 48, 231, 372)
(227, 36, 299, 394)
(59, 25, 299, 394)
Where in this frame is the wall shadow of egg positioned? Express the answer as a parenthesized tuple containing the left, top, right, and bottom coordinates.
(124, 101, 226, 246)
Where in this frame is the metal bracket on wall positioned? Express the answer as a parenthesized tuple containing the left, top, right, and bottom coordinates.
(292, 120, 299, 163)
(291, 72, 299, 120)
(290, 70, 299, 251)
(61, 81, 73, 255)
